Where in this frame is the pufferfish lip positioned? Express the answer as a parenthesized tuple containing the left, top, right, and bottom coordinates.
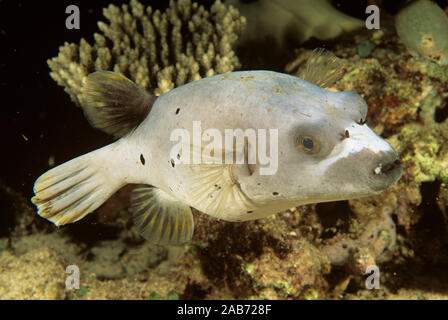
(370, 152, 403, 192)
(373, 158, 402, 176)
(381, 159, 402, 174)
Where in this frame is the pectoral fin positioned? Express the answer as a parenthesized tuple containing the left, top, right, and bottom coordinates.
(184, 144, 255, 220)
(130, 186, 194, 245)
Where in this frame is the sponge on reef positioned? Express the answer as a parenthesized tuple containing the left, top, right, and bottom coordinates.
(396, 0, 448, 66)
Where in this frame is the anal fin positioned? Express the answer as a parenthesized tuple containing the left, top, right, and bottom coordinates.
(130, 186, 194, 245)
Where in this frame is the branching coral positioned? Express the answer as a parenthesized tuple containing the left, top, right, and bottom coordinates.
(48, 0, 245, 105)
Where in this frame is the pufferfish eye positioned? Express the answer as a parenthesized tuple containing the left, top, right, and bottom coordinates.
(297, 135, 320, 154)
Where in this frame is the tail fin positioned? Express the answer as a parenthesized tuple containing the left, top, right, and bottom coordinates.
(31, 144, 125, 226)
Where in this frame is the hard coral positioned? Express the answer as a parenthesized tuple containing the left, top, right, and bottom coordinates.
(48, 0, 245, 105)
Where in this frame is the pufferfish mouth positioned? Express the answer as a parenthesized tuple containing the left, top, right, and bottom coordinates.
(373, 158, 402, 176)
(370, 152, 403, 191)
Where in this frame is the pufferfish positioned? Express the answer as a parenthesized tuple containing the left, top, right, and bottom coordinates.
(31, 50, 403, 245)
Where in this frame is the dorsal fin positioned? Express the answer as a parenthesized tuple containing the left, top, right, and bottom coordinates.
(298, 48, 346, 88)
(81, 71, 156, 139)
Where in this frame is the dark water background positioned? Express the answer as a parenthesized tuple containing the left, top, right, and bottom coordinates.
(0, 0, 174, 200)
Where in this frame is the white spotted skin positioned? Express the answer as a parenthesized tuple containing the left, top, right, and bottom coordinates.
(118, 71, 402, 221)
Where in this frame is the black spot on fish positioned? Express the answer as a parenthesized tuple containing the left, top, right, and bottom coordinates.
(140, 154, 145, 165)
(272, 192, 279, 196)
(248, 164, 256, 176)
(175, 108, 180, 115)
(177, 153, 181, 160)
(247, 210, 253, 214)
(170, 158, 175, 168)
